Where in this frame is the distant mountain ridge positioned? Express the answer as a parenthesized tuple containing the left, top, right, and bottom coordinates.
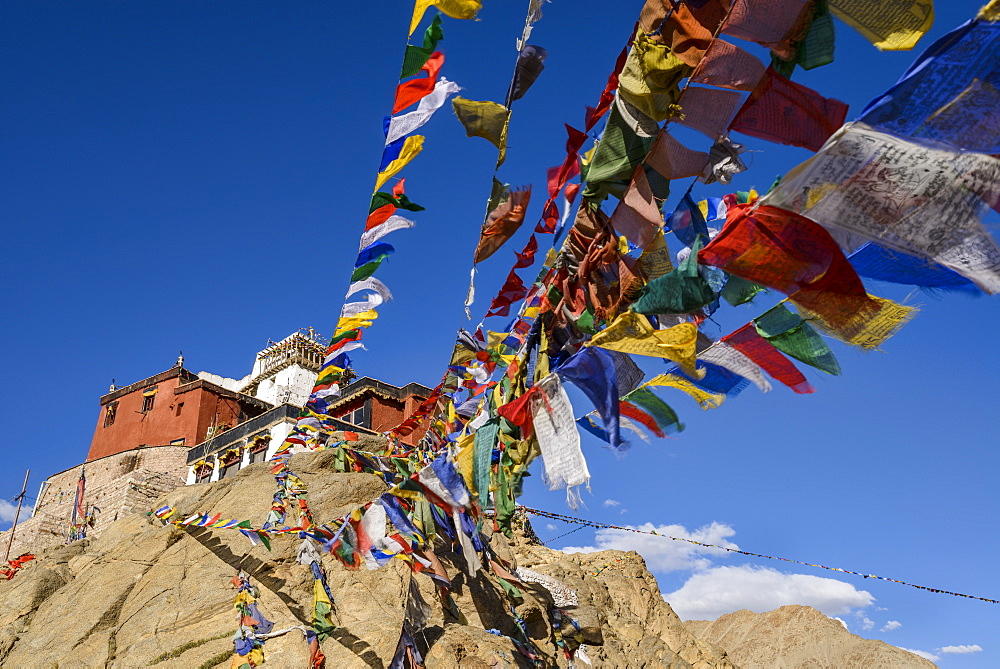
(685, 604, 936, 668)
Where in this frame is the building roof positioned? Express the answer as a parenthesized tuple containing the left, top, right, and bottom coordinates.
(99, 366, 270, 411)
(324, 377, 433, 412)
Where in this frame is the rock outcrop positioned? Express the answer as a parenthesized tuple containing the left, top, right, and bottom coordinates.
(0, 450, 736, 668)
(685, 605, 937, 668)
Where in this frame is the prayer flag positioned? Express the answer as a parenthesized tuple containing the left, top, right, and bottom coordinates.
(394, 52, 444, 114)
(402, 14, 444, 79)
(828, 0, 933, 51)
(452, 97, 511, 166)
(722, 0, 810, 46)
(374, 135, 424, 192)
(587, 312, 701, 378)
(729, 67, 848, 151)
(506, 45, 547, 106)
(754, 304, 841, 375)
(410, 0, 483, 37)
(690, 39, 767, 91)
(473, 187, 531, 263)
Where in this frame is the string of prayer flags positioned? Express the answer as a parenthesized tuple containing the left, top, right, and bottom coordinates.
(521, 506, 1000, 604)
(762, 123, 1000, 293)
(722, 324, 815, 394)
(409, 0, 483, 36)
(231, 571, 272, 668)
(860, 19, 1000, 152)
(753, 304, 842, 375)
(452, 97, 511, 167)
(729, 67, 848, 151)
(827, 0, 934, 51)
(587, 312, 701, 379)
(473, 186, 532, 263)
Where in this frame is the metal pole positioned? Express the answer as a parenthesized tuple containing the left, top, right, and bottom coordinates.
(3, 470, 30, 564)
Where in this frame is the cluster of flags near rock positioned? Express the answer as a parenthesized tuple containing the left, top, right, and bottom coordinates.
(155, 1, 1000, 667)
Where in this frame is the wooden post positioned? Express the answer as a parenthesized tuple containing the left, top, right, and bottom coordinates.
(3, 470, 30, 564)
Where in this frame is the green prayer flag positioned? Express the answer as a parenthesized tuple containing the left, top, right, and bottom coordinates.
(351, 258, 386, 282)
(721, 275, 766, 306)
(770, 0, 835, 77)
(582, 103, 653, 201)
(401, 14, 444, 79)
(631, 239, 715, 315)
(754, 304, 841, 375)
(370, 190, 425, 214)
(474, 415, 498, 508)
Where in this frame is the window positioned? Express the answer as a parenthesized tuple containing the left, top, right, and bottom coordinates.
(249, 436, 269, 464)
(141, 387, 157, 412)
(104, 402, 118, 427)
(169, 438, 186, 446)
(194, 464, 213, 484)
(342, 400, 371, 429)
(175, 402, 184, 417)
(218, 451, 241, 479)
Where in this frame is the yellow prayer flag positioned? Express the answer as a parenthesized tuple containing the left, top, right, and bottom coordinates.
(586, 312, 702, 378)
(643, 373, 725, 410)
(794, 294, 917, 350)
(828, 0, 933, 51)
(335, 309, 379, 336)
(410, 0, 483, 36)
(980, 0, 1000, 20)
(454, 433, 477, 493)
(374, 135, 424, 192)
(451, 97, 510, 167)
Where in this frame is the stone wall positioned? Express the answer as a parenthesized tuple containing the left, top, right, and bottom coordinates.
(0, 445, 188, 557)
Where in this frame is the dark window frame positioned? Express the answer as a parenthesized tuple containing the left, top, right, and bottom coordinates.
(104, 402, 118, 427)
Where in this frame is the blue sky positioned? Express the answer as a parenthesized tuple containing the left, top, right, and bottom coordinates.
(2, 1, 998, 665)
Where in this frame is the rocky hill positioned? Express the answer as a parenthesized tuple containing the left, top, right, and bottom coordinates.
(685, 605, 936, 669)
(0, 450, 737, 668)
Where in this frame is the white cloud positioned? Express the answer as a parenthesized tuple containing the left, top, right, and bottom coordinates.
(881, 620, 902, 632)
(665, 564, 875, 621)
(899, 648, 940, 662)
(861, 616, 875, 631)
(545, 524, 557, 531)
(602, 499, 620, 508)
(831, 616, 849, 631)
(561, 522, 738, 573)
(940, 645, 983, 654)
(0, 499, 32, 526)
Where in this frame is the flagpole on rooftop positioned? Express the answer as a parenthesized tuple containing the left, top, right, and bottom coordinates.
(3, 469, 30, 564)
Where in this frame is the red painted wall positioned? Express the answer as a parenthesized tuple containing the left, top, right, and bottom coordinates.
(87, 370, 263, 462)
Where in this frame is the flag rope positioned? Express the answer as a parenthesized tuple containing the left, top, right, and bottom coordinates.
(519, 506, 1000, 604)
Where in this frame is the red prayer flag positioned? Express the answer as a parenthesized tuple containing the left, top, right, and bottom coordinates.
(513, 234, 539, 269)
(722, 0, 810, 46)
(729, 67, 848, 152)
(677, 86, 745, 139)
(699, 201, 882, 339)
(722, 324, 814, 394)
